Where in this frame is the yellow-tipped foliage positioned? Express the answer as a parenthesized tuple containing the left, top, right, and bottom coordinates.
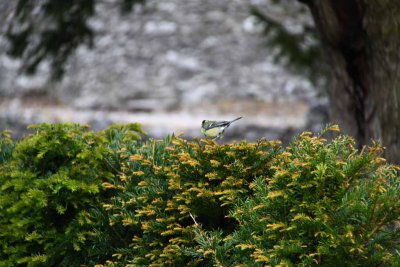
(99, 136, 280, 266)
(1, 124, 399, 267)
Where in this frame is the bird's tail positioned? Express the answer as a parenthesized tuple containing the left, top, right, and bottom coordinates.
(230, 117, 243, 124)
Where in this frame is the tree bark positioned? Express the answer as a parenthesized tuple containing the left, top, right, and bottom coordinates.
(302, 0, 400, 164)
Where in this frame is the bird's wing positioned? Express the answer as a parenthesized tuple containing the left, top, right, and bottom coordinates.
(204, 121, 230, 130)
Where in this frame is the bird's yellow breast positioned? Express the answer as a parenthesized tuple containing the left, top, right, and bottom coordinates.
(202, 127, 224, 138)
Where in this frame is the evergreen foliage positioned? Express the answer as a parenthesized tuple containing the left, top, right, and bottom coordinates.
(0, 123, 399, 266)
(0, 130, 14, 164)
(194, 126, 400, 266)
(0, 123, 144, 266)
(95, 135, 280, 266)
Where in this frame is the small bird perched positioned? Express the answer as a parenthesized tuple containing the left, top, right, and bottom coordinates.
(201, 117, 242, 140)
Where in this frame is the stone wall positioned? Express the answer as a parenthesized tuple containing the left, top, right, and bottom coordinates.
(0, 0, 327, 141)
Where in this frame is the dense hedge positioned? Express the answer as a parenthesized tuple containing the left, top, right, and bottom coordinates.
(0, 123, 399, 266)
(194, 129, 400, 266)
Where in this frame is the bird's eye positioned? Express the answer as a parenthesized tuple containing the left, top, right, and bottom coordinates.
(202, 120, 205, 124)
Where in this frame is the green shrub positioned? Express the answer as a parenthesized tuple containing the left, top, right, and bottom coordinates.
(194, 126, 400, 266)
(0, 123, 144, 267)
(0, 130, 14, 164)
(95, 135, 281, 266)
(1, 123, 399, 267)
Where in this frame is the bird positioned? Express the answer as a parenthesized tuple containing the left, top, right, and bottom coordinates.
(201, 117, 242, 140)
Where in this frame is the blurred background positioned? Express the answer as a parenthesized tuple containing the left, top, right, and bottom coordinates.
(0, 0, 331, 143)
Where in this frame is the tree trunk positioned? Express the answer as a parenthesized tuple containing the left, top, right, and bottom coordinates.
(301, 0, 400, 164)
